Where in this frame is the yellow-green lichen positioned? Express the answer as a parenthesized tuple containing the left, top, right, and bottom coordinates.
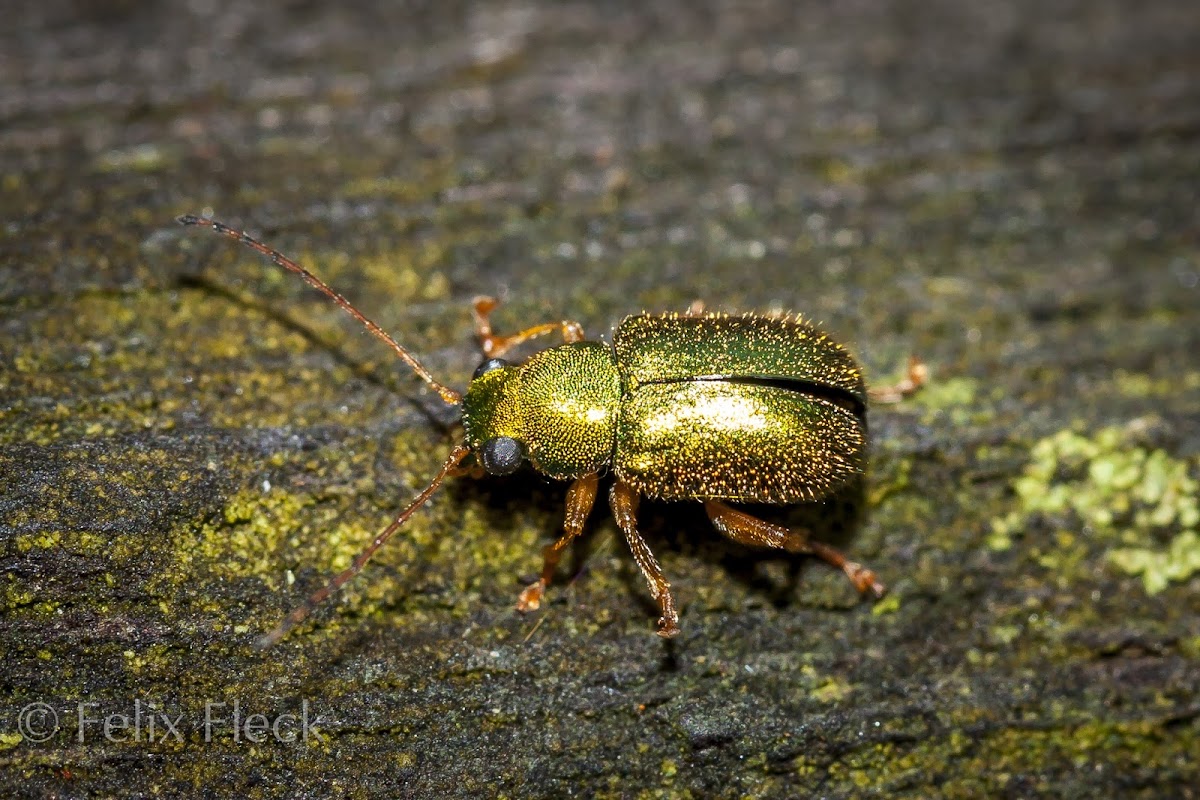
(903, 375, 983, 428)
(871, 593, 902, 616)
(867, 453, 913, 514)
(912, 375, 978, 411)
(198, 487, 318, 582)
(811, 676, 854, 704)
(990, 424, 1200, 593)
(1114, 369, 1200, 398)
(285, 245, 451, 307)
(792, 717, 1182, 796)
(2, 577, 37, 612)
(1109, 531, 1200, 595)
(187, 478, 410, 595)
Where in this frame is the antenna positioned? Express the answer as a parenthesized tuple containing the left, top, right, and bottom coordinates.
(256, 444, 471, 648)
(177, 215, 462, 406)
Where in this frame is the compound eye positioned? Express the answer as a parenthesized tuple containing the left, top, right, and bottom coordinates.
(473, 358, 510, 379)
(479, 436, 524, 475)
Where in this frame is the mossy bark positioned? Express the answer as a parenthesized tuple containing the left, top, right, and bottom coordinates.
(2, 1, 1198, 797)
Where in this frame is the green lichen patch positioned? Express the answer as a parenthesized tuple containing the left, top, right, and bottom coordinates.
(910, 376, 978, 413)
(145, 426, 552, 643)
(870, 593, 902, 617)
(899, 373, 988, 430)
(990, 423, 1200, 593)
(792, 717, 1194, 797)
(179, 446, 373, 573)
(810, 674, 854, 704)
(281, 244, 453, 307)
(867, 455, 912, 507)
(192, 486, 320, 585)
(1110, 530, 1200, 595)
(1114, 369, 1200, 398)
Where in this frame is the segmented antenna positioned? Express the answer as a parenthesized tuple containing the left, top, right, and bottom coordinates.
(256, 444, 471, 649)
(177, 215, 462, 406)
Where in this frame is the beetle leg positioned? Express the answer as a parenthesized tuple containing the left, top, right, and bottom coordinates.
(610, 480, 680, 638)
(472, 295, 585, 359)
(517, 472, 599, 613)
(704, 500, 886, 598)
(868, 356, 928, 404)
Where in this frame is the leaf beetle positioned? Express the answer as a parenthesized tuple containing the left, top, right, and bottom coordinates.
(178, 215, 925, 646)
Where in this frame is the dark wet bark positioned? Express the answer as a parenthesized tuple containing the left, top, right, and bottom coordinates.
(2, 1, 1197, 796)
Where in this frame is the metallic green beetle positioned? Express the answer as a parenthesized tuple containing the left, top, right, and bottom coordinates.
(179, 216, 924, 646)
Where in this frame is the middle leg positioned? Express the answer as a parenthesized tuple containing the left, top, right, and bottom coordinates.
(704, 500, 885, 598)
(610, 480, 680, 637)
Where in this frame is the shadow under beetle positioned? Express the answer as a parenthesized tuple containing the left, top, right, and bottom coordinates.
(178, 215, 925, 646)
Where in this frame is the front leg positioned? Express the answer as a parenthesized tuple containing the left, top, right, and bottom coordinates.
(517, 473, 599, 613)
(472, 296, 585, 359)
(610, 480, 680, 637)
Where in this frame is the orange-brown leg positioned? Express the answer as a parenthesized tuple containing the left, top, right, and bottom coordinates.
(516, 473, 600, 613)
(704, 500, 886, 598)
(472, 296, 585, 359)
(868, 356, 928, 404)
(610, 480, 680, 637)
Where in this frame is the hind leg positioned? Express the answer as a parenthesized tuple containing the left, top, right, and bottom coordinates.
(704, 500, 885, 597)
(868, 356, 928, 404)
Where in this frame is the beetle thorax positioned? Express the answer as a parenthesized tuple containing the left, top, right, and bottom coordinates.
(463, 342, 622, 481)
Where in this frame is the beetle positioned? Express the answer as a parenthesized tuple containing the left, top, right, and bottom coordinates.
(178, 215, 925, 646)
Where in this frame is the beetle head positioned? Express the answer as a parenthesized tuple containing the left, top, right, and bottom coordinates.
(462, 358, 527, 475)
